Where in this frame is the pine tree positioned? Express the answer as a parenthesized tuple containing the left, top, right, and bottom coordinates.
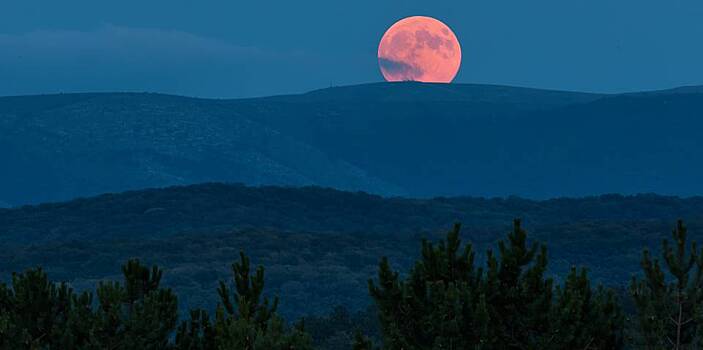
(482, 219, 553, 348)
(369, 223, 486, 349)
(0, 267, 100, 349)
(217, 252, 279, 331)
(0, 268, 74, 348)
(2, 256, 311, 349)
(368, 220, 624, 350)
(630, 220, 703, 349)
(175, 309, 216, 350)
(92, 259, 178, 350)
(176, 251, 313, 350)
(547, 267, 624, 349)
(60, 290, 97, 349)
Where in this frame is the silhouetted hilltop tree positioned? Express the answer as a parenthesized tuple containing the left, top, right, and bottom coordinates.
(630, 220, 703, 349)
(368, 220, 624, 349)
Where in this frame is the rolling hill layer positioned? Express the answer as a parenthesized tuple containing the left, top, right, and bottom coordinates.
(1, 82, 702, 205)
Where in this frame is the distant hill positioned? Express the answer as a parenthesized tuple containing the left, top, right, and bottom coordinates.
(2, 183, 703, 317)
(3, 182, 703, 244)
(2, 82, 703, 205)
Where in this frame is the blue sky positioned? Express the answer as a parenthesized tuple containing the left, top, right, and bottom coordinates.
(2, 0, 703, 98)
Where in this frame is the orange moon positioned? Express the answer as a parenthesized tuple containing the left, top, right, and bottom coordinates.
(378, 16, 462, 83)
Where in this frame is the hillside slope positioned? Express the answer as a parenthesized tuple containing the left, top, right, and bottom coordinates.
(236, 85, 703, 198)
(0, 92, 399, 205)
(2, 82, 703, 204)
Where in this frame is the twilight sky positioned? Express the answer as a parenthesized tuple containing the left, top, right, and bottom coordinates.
(2, 0, 703, 98)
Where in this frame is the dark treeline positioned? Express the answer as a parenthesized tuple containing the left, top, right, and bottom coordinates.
(2, 220, 703, 349)
(5, 184, 703, 320)
(5, 184, 703, 245)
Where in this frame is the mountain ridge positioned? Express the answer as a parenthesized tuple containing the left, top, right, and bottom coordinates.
(5, 81, 703, 101)
(2, 82, 703, 205)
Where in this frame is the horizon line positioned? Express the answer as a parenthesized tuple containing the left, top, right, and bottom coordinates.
(1, 81, 702, 101)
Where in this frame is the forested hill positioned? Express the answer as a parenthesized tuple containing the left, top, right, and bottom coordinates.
(2, 183, 703, 244)
(3, 82, 703, 205)
(2, 184, 703, 317)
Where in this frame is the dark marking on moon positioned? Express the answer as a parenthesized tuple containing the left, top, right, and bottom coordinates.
(378, 57, 424, 81)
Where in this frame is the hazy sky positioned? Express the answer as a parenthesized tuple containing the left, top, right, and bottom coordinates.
(2, 0, 703, 98)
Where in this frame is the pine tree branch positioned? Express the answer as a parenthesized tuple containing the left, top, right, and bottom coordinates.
(666, 336, 675, 346)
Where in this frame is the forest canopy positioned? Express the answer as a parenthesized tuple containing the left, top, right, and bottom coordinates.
(3, 219, 703, 349)
(2, 184, 703, 319)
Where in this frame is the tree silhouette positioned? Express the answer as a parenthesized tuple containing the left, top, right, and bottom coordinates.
(630, 220, 703, 349)
(368, 220, 624, 349)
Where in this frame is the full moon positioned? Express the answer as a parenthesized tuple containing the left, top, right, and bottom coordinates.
(378, 16, 462, 83)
